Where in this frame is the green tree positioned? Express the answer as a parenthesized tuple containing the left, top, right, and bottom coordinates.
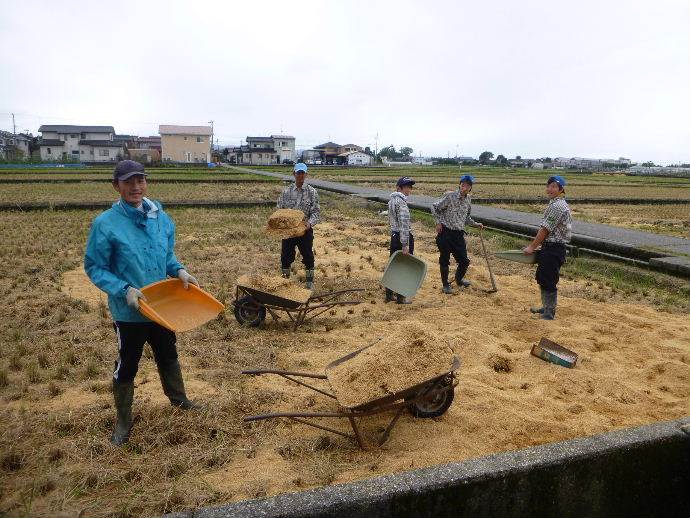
(479, 151, 494, 163)
(495, 154, 507, 165)
(379, 145, 396, 159)
(641, 161, 655, 167)
(400, 146, 413, 157)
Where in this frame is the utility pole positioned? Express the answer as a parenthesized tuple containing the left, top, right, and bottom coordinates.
(12, 113, 16, 135)
(375, 133, 378, 163)
(208, 120, 214, 159)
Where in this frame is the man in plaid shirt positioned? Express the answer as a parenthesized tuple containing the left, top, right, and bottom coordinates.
(432, 174, 484, 294)
(386, 176, 415, 304)
(277, 162, 320, 289)
(523, 175, 572, 320)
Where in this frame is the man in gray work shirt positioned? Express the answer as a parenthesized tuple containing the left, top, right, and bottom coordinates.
(277, 162, 320, 289)
(431, 174, 483, 294)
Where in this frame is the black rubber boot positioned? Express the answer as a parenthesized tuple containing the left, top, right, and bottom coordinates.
(541, 290, 557, 320)
(455, 265, 471, 287)
(111, 380, 134, 446)
(396, 294, 411, 304)
(281, 268, 290, 279)
(385, 288, 395, 302)
(157, 361, 200, 410)
(440, 266, 453, 294)
(530, 288, 547, 314)
(305, 269, 314, 290)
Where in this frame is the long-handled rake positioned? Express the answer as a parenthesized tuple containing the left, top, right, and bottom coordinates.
(479, 228, 498, 293)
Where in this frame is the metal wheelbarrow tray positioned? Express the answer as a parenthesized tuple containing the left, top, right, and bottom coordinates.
(232, 284, 364, 331)
(242, 344, 461, 449)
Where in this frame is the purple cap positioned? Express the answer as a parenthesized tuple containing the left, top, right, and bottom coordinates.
(396, 176, 415, 187)
(113, 160, 147, 181)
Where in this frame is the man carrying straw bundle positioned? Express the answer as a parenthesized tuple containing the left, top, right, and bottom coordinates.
(84, 160, 200, 446)
(276, 162, 320, 289)
(431, 174, 484, 294)
(387, 176, 416, 304)
(523, 175, 572, 320)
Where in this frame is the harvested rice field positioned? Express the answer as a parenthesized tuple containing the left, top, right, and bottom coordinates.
(0, 192, 688, 517)
(491, 202, 689, 238)
(0, 181, 283, 204)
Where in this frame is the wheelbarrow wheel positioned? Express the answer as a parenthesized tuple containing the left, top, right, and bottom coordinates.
(234, 296, 266, 327)
(407, 379, 454, 418)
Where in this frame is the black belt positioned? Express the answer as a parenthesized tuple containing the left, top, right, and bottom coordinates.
(543, 242, 566, 248)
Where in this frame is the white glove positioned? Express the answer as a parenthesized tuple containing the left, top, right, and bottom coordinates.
(177, 269, 199, 290)
(126, 287, 147, 309)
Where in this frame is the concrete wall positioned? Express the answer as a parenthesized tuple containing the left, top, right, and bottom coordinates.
(161, 134, 211, 162)
(164, 417, 690, 518)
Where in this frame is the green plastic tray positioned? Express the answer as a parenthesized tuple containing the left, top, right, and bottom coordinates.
(495, 249, 537, 264)
(380, 251, 428, 298)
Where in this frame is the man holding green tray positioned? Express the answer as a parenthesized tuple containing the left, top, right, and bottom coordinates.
(84, 160, 200, 446)
(523, 175, 572, 320)
(387, 176, 415, 304)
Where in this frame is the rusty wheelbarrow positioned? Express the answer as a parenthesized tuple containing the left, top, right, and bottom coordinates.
(242, 344, 461, 449)
(232, 284, 364, 331)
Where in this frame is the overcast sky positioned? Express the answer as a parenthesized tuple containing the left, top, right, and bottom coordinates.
(1, 0, 689, 163)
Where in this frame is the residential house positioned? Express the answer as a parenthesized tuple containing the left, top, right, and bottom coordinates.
(228, 144, 277, 165)
(0, 130, 32, 159)
(245, 135, 296, 163)
(136, 136, 162, 151)
(339, 150, 372, 166)
(159, 125, 212, 163)
(38, 125, 124, 162)
(313, 142, 341, 164)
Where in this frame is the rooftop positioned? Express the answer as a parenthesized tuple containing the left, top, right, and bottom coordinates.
(39, 125, 114, 133)
(159, 125, 212, 136)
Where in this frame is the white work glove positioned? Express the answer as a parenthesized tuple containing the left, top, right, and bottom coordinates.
(177, 269, 199, 290)
(126, 287, 147, 310)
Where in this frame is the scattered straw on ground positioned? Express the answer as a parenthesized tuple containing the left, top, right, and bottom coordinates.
(61, 267, 105, 308)
(237, 273, 312, 303)
(327, 323, 455, 408)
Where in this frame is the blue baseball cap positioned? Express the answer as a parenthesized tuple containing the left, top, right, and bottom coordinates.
(113, 160, 147, 181)
(396, 176, 415, 187)
(294, 163, 308, 174)
(460, 174, 475, 184)
(547, 175, 566, 189)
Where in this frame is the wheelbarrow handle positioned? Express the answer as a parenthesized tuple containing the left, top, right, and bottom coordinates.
(241, 368, 327, 379)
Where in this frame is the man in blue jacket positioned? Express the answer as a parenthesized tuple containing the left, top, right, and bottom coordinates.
(85, 160, 200, 446)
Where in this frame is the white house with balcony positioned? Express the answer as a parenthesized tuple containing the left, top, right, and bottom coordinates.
(38, 125, 124, 162)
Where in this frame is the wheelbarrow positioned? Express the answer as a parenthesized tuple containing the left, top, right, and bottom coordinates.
(242, 344, 461, 449)
(232, 284, 365, 331)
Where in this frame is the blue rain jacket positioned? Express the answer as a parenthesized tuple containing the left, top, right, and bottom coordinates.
(84, 198, 184, 322)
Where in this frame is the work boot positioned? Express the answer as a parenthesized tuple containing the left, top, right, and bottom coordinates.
(111, 380, 134, 446)
(530, 288, 547, 314)
(396, 294, 412, 305)
(440, 266, 453, 294)
(305, 269, 314, 290)
(455, 266, 471, 288)
(281, 268, 290, 279)
(157, 361, 200, 410)
(385, 288, 395, 303)
(541, 290, 558, 320)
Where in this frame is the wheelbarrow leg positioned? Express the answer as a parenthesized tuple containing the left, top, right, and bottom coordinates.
(348, 415, 367, 450)
(379, 405, 407, 446)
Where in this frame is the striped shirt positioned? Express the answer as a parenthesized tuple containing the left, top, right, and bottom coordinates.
(277, 183, 321, 227)
(388, 192, 411, 246)
(431, 190, 479, 231)
(541, 196, 572, 244)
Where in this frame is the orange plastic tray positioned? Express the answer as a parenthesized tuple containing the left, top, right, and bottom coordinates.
(138, 279, 225, 332)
